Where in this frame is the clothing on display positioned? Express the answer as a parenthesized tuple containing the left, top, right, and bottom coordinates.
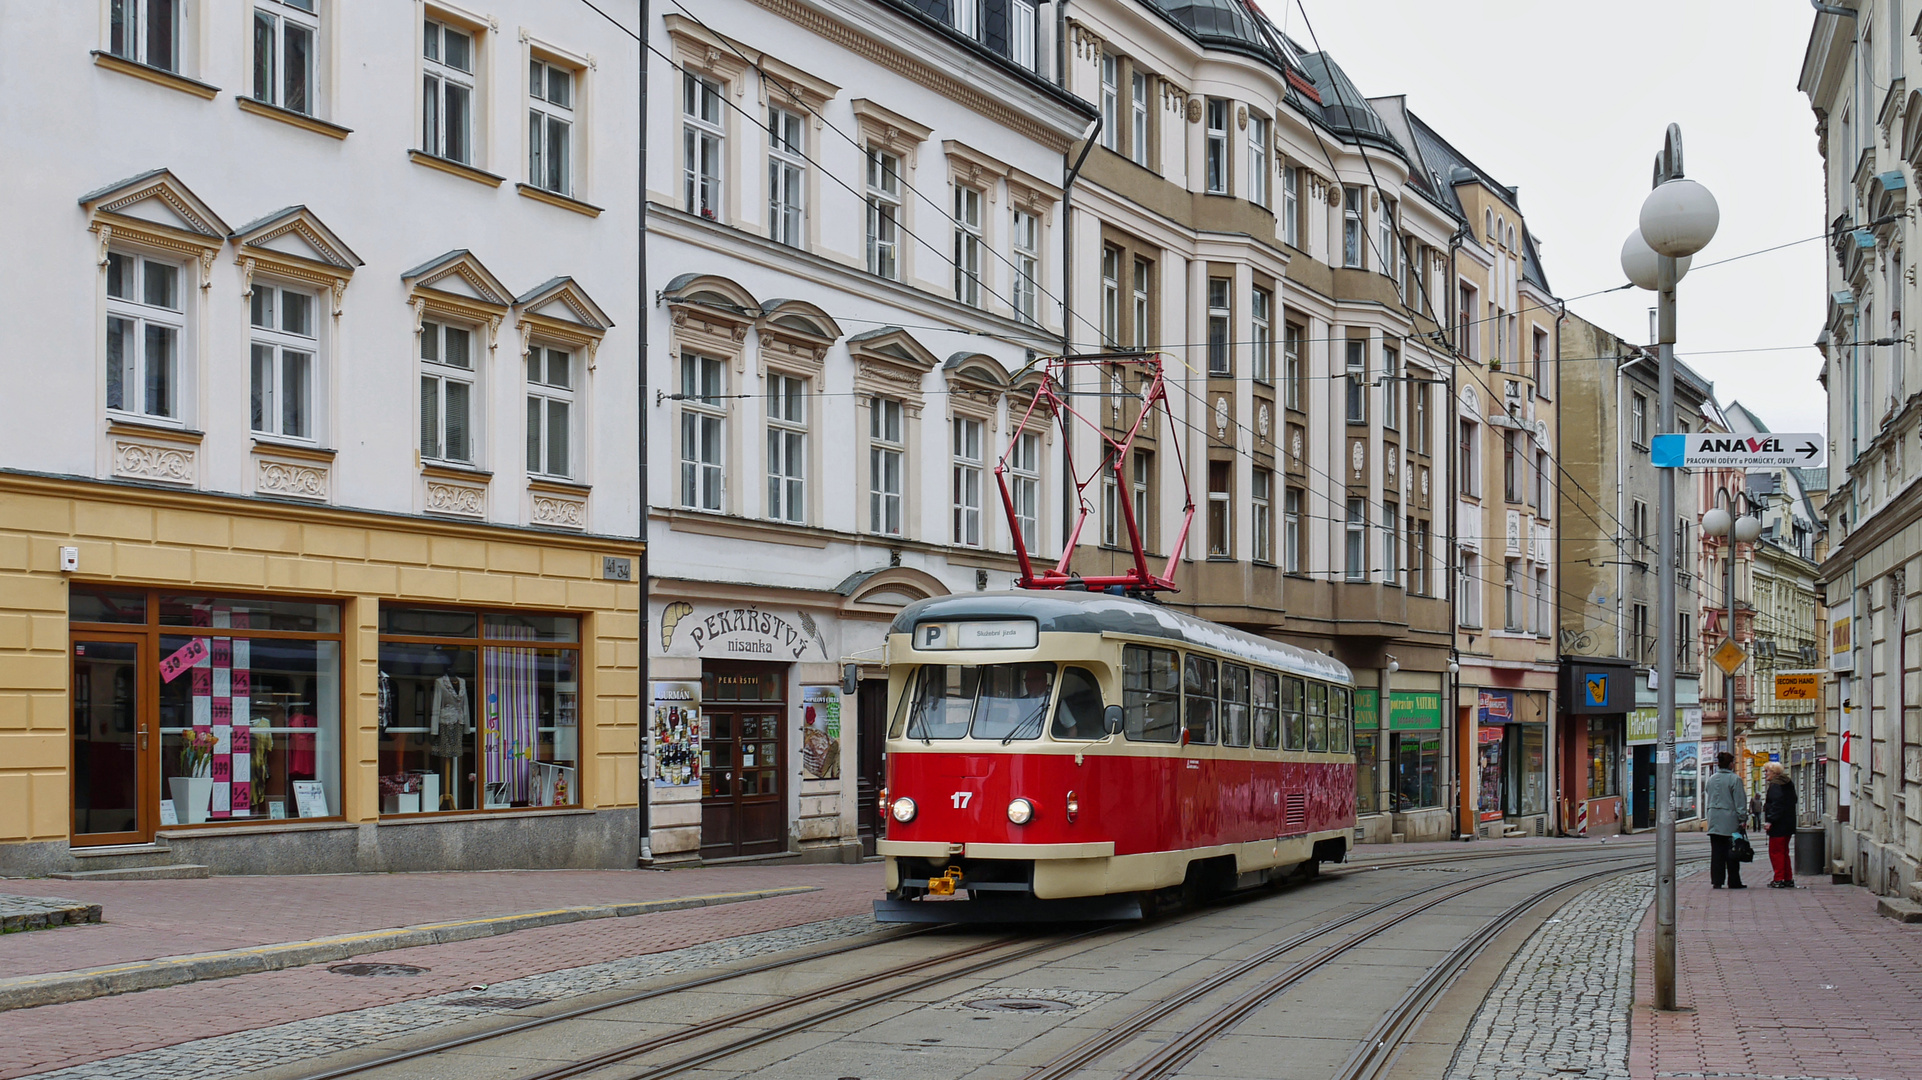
(430, 674, 469, 759)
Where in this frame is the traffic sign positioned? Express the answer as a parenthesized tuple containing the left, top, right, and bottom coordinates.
(1651, 432, 1825, 468)
(1710, 637, 1747, 674)
(1774, 670, 1821, 701)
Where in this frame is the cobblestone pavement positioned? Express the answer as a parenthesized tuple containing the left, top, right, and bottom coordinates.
(2, 868, 881, 1079)
(1629, 864, 1922, 1080)
(13, 912, 879, 1080)
(1446, 861, 1709, 1080)
(0, 864, 876, 979)
(0, 895, 101, 933)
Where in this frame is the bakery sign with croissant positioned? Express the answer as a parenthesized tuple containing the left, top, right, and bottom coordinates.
(657, 601, 827, 660)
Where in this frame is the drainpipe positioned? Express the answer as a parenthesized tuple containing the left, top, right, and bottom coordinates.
(637, 0, 653, 865)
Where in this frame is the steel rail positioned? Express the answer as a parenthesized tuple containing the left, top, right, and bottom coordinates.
(1027, 852, 1653, 1080)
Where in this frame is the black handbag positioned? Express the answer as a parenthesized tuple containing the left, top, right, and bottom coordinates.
(1732, 834, 1755, 863)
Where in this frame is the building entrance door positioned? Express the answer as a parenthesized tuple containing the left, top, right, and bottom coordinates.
(1632, 744, 1655, 830)
(700, 663, 786, 859)
(71, 636, 151, 846)
(855, 679, 887, 856)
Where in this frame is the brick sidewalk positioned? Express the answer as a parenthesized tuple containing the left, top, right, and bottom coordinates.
(0, 863, 878, 979)
(1629, 865, 1922, 1080)
(2, 865, 881, 1078)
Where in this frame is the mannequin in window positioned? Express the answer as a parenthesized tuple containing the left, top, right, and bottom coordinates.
(430, 660, 469, 809)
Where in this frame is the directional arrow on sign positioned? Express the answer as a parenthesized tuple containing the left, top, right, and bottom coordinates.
(1652, 432, 1827, 469)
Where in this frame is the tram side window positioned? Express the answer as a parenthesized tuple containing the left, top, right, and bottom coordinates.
(1252, 670, 1280, 749)
(1051, 666, 1107, 740)
(1281, 675, 1305, 750)
(1122, 645, 1180, 742)
(1221, 663, 1251, 747)
(1306, 682, 1328, 752)
(1183, 654, 1218, 744)
(1329, 687, 1351, 754)
(899, 665, 977, 739)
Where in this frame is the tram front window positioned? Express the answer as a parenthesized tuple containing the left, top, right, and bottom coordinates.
(897, 663, 1055, 741)
(1050, 667, 1106, 740)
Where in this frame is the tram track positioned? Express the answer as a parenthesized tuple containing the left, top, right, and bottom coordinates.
(288, 843, 1658, 1080)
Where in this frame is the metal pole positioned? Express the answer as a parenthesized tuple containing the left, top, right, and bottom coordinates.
(1727, 507, 1736, 765)
(1653, 252, 1679, 1010)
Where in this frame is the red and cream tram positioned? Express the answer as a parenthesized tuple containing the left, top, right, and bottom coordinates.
(875, 590, 1356, 922)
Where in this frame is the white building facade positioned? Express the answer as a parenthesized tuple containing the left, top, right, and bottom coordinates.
(0, 1, 643, 875)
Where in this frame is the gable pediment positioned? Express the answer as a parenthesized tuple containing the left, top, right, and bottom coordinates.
(80, 169, 229, 242)
(515, 276, 613, 332)
(402, 249, 513, 311)
(232, 206, 363, 272)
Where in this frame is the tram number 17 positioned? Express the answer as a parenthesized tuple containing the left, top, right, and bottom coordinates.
(951, 791, 974, 809)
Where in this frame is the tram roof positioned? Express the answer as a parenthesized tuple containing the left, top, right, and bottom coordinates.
(890, 591, 1353, 685)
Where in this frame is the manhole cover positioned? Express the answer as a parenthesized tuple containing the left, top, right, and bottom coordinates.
(329, 963, 429, 977)
(448, 997, 550, 1009)
(966, 996, 1074, 1013)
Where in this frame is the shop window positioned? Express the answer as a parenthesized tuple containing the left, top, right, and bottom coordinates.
(1393, 732, 1441, 810)
(1477, 725, 1505, 822)
(1586, 715, 1620, 799)
(1506, 723, 1546, 817)
(1355, 731, 1378, 814)
(71, 589, 345, 826)
(378, 607, 581, 814)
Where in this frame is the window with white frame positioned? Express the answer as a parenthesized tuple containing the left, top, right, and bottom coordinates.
(1458, 418, 1480, 497)
(683, 73, 724, 218)
(1252, 468, 1271, 563)
(1205, 99, 1229, 194)
(950, 0, 979, 38)
(1101, 466, 1119, 547)
(1409, 516, 1427, 595)
(1100, 245, 1120, 346)
(529, 58, 575, 196)
(1131, 257, 1151, 348)
(1460, 552, 1481, 626)
(1536, 449, 1551, 513)
(525, 346, 574, 479)
(1251, 287, 1272, 384)
(954, 185, 983, 307)
(952, 417, 983, 546)
(1207, 277, 1231, 376)
(1248, 116, 1268, 206)
(1345, 340, 1367, 424)
(1504, 430, 1521, 503)
(420, 319, 477, 464)
(1412, 380, 1429, 453)
(1456, 282, 1476, 358)
(1207, 460, 1231, 557)
(1631, 391, 1648, 446)
(767, 106, 806, 246)
(249, 283, 315, 439)
(1383, 500, 1400, 586)
(1382, 344, 1400, 430)
(110, 0, 180, 72)
(1130, 71, 1151, 167)
(1504, 558, 1522, 631)
(1012, 209, 1039, 325)
(869, 397, 904, 536)
(1342, 186, 1364, 267)
(1283, 487, 1302, 573)
(767, 373, 806, 523)
(1531, 326, 1547, 380)
(1100, 55, 1119, 151)
(1132, 451, 1153, 547)
(1284, 322, 1303, 411)
(1011, 0, 1037, 70)
(1282, 165, 1299, 248)
(1534, 567, 1550, 636)
(105, 251, 184, 422)
(253, 0, 317, 114)
(1377, 197, 1395, 279)
(866, 148, 901, 279)
(679, 353, 724, 510)
(1010, 431, 1041, 552)
(1345, 498, 1367, 580)
(422, 19, 476, 164)
(1631, 498, 1649, 557)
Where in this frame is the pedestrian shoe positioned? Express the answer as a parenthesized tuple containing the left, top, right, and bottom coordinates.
(1729, 883, 1747, 889)
(1712, 884, 1724, 889)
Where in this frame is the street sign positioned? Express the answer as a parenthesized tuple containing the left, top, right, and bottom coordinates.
(1710, 637, 1747, 675)
(1774, 670, 1821, 701)
(1651, 432, 1825, 468)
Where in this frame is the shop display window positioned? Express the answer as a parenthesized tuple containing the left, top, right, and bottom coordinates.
(1506, 723, 1546, 817)
(1586, 715, 1620, 799)
(1477, 726, 1505, 821)
(1355, 732, 1379, 814)
(378, 607, 581, 814)
(1393, 732, 1441, 809)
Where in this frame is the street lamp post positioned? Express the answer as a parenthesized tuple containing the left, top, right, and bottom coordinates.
(1621, 124, 1718, 1012)
(1703, 498, 1763, 758)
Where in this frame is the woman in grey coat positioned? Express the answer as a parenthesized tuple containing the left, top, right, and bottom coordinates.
(1703, 751, 1748, 889)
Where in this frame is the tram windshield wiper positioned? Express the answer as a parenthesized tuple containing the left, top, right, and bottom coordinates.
(1000, 700, 1050, 745)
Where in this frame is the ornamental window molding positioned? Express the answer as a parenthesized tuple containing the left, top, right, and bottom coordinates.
(754, 299, 839, 381)
(943, 140, 1010, 200)
(663, 14, 751, 87)
(515, 275, 612, 369)
(80, 168, 231, 288)
(941, 352, 1007, 428)
(753, 51, 839, 119)
(850, 98, 932, 168)
(401, 248, 513, 349)
(230, 205, 363, 316)
(662, 272, 757, 373)
(847, 326, 937, 415)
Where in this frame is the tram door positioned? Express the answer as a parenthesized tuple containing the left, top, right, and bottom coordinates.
(700, 663, 787, 859)
(856, 679, 887, 856)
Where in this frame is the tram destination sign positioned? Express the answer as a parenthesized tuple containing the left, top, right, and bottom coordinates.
(1651, 432, 1824, 468)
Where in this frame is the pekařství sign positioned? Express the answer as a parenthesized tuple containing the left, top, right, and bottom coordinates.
(1651, 432, 1825, 468)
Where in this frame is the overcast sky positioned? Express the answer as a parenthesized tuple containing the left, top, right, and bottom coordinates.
(1267, 0, 1830, 437)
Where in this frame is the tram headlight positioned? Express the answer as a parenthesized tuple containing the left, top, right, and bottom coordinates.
(890, 796, 917, 823)
(1007, 797, 1035, 825)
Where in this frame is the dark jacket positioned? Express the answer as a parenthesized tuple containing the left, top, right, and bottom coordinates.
(1764, 776, 1797, 837)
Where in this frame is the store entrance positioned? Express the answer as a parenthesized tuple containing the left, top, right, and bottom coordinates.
(855, 679, 887, 856)
(71, 636, 151, 846)
(1632, 744, 1655, 829)
(700, 662, 787, 859)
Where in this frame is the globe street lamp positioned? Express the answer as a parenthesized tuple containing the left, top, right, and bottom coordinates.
(1621, 123, 1717, 1012)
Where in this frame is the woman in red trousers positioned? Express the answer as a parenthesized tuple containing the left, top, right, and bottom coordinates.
(1762, 761, 1798, 888)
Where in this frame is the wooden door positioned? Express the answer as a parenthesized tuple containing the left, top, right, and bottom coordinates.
(856, 679, 887, 856)
(699, 664, 787, 859)
(71, 635, 151, 846)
